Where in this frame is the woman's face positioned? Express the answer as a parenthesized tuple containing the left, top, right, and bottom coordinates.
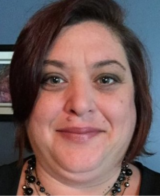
(27, 21, 136, 180)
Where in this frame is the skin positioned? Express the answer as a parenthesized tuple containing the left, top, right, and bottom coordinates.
(23, 21, 138, 195)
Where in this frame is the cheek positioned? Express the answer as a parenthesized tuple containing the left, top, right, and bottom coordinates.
(26, 94, 60, 145)
(99, 91, 136, 132)
(30, 92, 63, 124)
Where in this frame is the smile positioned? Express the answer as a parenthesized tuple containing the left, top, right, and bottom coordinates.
(56, 127, 105, 143)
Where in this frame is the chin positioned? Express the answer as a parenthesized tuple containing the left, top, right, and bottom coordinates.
(55, 150, 106, 174)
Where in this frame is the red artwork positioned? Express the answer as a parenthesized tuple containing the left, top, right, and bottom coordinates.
(0, 65, 11, 103)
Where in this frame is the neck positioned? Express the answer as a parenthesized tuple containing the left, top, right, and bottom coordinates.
(35, 161, 122, 195)
(22, 157, 133, 196)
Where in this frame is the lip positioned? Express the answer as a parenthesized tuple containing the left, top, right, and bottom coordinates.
(56, 127, 104, 143)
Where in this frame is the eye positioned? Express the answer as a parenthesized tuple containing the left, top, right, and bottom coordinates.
(98, 76, 114, 84)
(46, 76, 64, 84)
(41, 74, 66, 90)
(97, 75, 119, 85)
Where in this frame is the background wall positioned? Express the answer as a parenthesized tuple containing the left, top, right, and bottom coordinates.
(0, 0, 160, 172)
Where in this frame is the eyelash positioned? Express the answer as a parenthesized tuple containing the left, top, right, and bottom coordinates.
(44, 76, 65, 84)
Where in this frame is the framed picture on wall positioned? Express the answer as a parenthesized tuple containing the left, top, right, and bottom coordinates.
(0, 45, 14, 118)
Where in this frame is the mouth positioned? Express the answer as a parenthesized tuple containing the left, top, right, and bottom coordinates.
(56, 127, 105, 143)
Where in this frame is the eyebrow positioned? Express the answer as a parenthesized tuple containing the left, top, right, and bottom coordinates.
(43, 59, 126, 71)
(44, 60, 65, 69)
(93, 60, 126, 71)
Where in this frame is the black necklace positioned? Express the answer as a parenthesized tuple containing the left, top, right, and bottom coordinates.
(22, 157, 132, 196)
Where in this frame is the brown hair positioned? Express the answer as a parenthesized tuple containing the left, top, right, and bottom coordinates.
(10, 0, 152, 162)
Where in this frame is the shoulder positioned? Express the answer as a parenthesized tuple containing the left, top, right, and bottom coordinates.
(0, 160, 22, 195)
(0, 155, 34, 195)
(134, 161, 160, 195)
(0, 160, 21, 174)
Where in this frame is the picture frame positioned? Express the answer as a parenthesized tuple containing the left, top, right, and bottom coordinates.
(0, 45, 14, 120)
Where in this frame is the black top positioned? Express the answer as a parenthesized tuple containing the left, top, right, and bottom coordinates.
(0, 158, 160, 195)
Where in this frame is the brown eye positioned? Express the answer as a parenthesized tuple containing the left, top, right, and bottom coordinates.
(97, 76, 116, 84)
(47, 76, 64, 84)
(42, 75, 65, 85)
(41, 74, 67, 91)
(99, 76, 114, 84)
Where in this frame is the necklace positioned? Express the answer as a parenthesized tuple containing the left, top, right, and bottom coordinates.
(22, 157, 132, 196)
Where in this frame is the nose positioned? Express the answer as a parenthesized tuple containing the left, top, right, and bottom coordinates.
(64, 81, 95, 117)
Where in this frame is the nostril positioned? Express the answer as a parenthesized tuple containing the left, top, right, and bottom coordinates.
(69, 108, 93, 115)
(70, 109, 76, 114)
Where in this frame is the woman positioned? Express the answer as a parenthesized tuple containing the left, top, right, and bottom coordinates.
(0, 0, 160, 195)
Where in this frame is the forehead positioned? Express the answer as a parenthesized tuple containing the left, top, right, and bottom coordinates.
(47, 21, 129, 70)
